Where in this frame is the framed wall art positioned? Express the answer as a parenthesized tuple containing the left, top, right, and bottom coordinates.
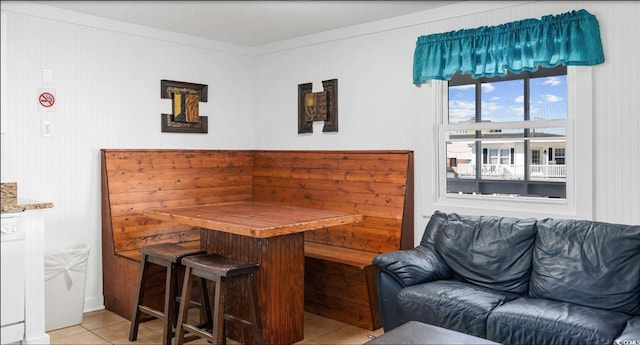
(298, 79, 338, 134)
(160, 80, 208, 133)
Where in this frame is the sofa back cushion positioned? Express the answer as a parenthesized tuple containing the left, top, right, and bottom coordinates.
(530, 219, 640, 315)
(434, 213, 537, 295)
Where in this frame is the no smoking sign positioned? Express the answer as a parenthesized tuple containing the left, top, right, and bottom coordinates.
(38, 89, 56, 111)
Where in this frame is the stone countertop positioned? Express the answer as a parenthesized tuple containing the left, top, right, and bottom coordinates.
(1, 182, 53, 213)
(1, 197, 54, 213)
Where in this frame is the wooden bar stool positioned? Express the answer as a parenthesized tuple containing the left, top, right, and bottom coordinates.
(175, 253, 264, 345)
(129, 243, 208, 345)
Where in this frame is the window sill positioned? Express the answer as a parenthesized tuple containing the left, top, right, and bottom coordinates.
(425, 193, 585, 220)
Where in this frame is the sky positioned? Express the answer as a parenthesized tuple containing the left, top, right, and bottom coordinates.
(448, 75, 568, 124)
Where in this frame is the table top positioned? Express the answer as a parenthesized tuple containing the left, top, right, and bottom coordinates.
(365, 321, 501, 345)
(144, 201, 363, 238)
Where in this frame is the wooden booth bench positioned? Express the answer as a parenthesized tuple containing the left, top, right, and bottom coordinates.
(101, 149, 413, 331)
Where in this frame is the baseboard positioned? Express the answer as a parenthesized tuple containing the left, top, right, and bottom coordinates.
(83, 295, 105, 313)
(23, 333, 50, 344)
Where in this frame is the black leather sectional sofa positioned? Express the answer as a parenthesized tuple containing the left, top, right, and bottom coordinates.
(373, 211, 640, 345)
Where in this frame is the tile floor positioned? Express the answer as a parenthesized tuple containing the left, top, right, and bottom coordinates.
(48, 309, 385, 345)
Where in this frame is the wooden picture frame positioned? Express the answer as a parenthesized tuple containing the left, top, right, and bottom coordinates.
(160, 80, 208, 133)
(298, 79, 338, 133)
(321, 79, 338, 132)
(161, 113, 208, 133)
(298, 83, 313, 133)
(160, 80, 208, 101)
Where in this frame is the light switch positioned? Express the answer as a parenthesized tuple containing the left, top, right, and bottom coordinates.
(42, 69, 53, 85)
(41, 120, 52, 137)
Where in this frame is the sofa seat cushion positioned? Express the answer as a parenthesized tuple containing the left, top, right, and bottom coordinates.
(487, 297, 631, 345)
(397, 280, 520, 338)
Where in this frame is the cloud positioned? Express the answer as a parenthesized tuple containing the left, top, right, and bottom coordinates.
(481, 83, 495, 92)
(543, 77, 562, 86)
(481, 101, 503, 115)
(542, 94, 563, 102)
(448, 100, 475, 122)
(507, 106, 525, 118)
(514, 95, 524, 103)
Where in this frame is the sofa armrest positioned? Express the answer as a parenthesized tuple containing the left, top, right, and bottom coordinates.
(615, 316, 640, 344)
(373, 245, 452, 287)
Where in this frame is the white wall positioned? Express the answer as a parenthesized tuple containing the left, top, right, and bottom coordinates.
(0, 2, 255, 311)
(252, 0, 640, 226)
(1, 1, 638, 313)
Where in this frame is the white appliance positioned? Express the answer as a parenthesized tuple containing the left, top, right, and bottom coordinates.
(1, 214, 26, 344)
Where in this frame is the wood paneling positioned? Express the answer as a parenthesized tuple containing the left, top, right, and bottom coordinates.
(101, 149, 413, 331)
(253, 150, 413, 252)
(253, 150, 413, 330)
(304, 258, 380, 329)
(101, 149, 254, 319)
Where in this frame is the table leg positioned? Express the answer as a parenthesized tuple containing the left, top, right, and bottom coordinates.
(201, 230, 305, 345)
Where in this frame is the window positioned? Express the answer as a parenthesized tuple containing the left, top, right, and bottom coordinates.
(554, 148, 566, 165)
(419, 10, 600, 218)
(443, 65, 568, 199)
(532, 150, 541, 165)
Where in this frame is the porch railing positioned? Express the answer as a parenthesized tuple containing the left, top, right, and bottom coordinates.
(454, 164, 566, 179)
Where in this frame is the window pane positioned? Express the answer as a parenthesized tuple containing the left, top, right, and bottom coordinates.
(530, 126, 565, 138)
(480, 141, 524, 180)
(481, 80, 524, 122)
(446, 140, 475, 179)
(448, 85, 475, 124)
(444, 66, 567, 199)
(530, 137, 566, 181)
(532, 149, 541, 165)
(554, 148, 566, 165)
(530, 76, 568, 120)
(482, 128, 524, 139)
(500, 149, 510, 165)
(449, 130, 476, 140)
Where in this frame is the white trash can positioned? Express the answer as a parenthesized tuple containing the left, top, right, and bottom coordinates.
(44, 245, 90, 331)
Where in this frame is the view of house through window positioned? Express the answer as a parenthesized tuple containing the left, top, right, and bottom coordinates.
(445, 65, 568, 198)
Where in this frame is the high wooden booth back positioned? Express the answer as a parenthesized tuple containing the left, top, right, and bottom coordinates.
(101, 149, 413, 330)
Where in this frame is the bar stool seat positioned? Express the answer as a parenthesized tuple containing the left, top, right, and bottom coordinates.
(175, 253, 264, 345)
(129, 243, 207, 345)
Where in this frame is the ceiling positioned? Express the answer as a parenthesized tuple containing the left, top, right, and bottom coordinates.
(37, 1, 459, 47)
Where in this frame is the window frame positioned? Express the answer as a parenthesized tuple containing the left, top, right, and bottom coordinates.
(430, 66, 594, 219)
(445, 65, 568, 199)
(532, 149, 541, 165)
(554, 148, 566, 165)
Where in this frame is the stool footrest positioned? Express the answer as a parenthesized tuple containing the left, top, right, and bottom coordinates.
(182, 324, 213, 341)
(180, 334, 202, 344)
(225, 314, 257, 329)
(138, 305, 163, 320)
(139, 315, 157, 323)
(176, 296, 203, 309)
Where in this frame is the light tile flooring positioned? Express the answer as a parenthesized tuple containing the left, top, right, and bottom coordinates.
(48, 309, 385, 345)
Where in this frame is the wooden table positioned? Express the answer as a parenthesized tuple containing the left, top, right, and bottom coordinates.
(144, 201, 362, 344)
(365, 321, 501, 345)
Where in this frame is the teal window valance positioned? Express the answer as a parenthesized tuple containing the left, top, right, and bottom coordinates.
(413, 9, 605, 84)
